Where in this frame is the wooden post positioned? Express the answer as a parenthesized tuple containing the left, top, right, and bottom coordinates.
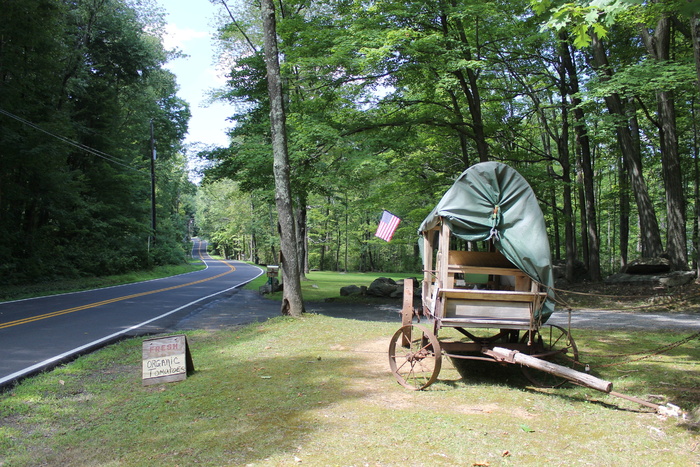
(487, 347, 613, 393)
(439, 222, 450, 286)
(423, 229, 436, 316)
(401, 278, 414, 347)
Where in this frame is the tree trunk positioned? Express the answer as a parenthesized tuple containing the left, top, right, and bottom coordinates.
(618, 151, 630, 268)
(558, 35, 601, 281)
(694, 103, 700, 273)
(693, 14, 700, 88)
(639, 15, 687, 270)
(548, 166, 562, 261)
(294, 195, 308, 279)
(260, 0, 304, 316)
(557, 106, 577, 284)
(529, 75, 576, 281)
(577, 165, 590, 272)
(439, 9, 489, 162)
(589, 33, 663, 258)
(658, 88, 687, 269)
(446, 89, 472, 167)
(690, 13, 700, 278)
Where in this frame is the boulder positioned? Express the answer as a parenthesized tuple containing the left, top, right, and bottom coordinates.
(395, 278, 422, 298)
(340, 285, 362, 296)
(259, 277, 282, 295)
(621, 257, 671, 275)
(339, 278, 422, 299)
(604, 270, 695, 287)
(367, 277, 400, 297)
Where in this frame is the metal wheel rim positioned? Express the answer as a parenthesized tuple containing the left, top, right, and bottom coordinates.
(388, 324, 442, 390)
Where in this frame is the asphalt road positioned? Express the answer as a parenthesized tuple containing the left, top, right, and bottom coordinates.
(0, 239, 263, 388)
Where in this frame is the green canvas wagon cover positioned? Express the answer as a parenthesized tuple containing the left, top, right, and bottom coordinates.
(419, 161, 555, 321)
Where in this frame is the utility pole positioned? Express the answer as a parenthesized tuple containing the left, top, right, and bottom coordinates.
(150, 119, 156, 241)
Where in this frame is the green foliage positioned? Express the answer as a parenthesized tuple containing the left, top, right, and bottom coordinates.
(192, 0, 700, 277)
(195, 181, 276, 262)
(588, 58, 696, 101)
(0, 0, 193, 283)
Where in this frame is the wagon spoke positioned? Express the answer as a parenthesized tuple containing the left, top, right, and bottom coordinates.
(389, 324, 442, 390)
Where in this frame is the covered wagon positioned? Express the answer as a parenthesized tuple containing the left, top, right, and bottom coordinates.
(389, 162, 582, 390)
(388, 162, 682, 415)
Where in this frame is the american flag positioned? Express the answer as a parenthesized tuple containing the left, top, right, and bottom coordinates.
(375, 210, 401, 242)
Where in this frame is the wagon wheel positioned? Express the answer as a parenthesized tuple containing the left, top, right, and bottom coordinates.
(519, 324, 579, 388)
(388, 324, 442, 390)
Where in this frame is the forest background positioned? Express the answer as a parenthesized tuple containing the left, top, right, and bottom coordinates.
(2, 0, 700, 287)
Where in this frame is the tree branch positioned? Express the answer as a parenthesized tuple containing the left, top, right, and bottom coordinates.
(220, 0, 258, 54)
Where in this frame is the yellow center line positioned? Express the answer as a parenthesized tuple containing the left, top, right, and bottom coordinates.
(0, 252, 235, 330)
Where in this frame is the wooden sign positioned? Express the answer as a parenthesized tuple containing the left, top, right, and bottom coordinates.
(142, 334, 194, 386)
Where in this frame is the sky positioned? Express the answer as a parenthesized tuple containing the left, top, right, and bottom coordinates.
(156, 0, 232, 149)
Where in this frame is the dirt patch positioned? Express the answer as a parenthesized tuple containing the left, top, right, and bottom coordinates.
(340, 337, 542, 420)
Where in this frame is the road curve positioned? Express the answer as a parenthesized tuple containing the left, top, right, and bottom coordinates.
(0, 239, 264, 388)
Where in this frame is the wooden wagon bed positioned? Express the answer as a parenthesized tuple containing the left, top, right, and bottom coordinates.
(422, 223, 547, 332)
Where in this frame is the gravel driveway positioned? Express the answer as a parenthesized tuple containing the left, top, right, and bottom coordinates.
(548, 308, 699, 331)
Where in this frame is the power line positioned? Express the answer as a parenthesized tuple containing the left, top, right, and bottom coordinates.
(0, 107, 148, 174)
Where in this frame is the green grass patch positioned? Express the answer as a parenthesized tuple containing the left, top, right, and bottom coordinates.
(1, 316, 698, 466)
(245, 269, 420, 302)
(0, 260, 206, 303)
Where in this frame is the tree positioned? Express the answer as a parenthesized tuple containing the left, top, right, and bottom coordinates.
(638, 4, 687, 270)
(200, 0, 700, 282)
(557, 32, 602, 281)
(0, 0, 192, 283)
(532, 0, 665, 261)
(260, 0, 305, 316)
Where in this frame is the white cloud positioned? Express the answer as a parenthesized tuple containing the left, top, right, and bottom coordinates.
(163, 24, 208, 51)
(206, 67, 228, 87)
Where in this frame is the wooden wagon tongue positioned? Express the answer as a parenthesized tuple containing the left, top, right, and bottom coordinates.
(484, 346, 685, 417)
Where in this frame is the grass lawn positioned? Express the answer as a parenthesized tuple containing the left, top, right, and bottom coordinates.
(243, 269, 421, 302)
(1, 268, 699, 465)
(1, 319, 699, 465)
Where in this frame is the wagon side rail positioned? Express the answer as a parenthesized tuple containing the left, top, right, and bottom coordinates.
(421, 223, 548, 330)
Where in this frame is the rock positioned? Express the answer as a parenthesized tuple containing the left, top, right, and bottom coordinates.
(604, 270, 695, 287)
(657, 271, 696, 287)
(340, 278, 422, 299)
(396, 277, 420, 287)
(621, 257, 671, 274)
(606, 257, 693, 287)
(367, 277, 400, 297)
(340, 285, 362, 296)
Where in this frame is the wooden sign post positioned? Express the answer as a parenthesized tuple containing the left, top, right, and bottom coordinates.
(142, 334, 194, 386)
